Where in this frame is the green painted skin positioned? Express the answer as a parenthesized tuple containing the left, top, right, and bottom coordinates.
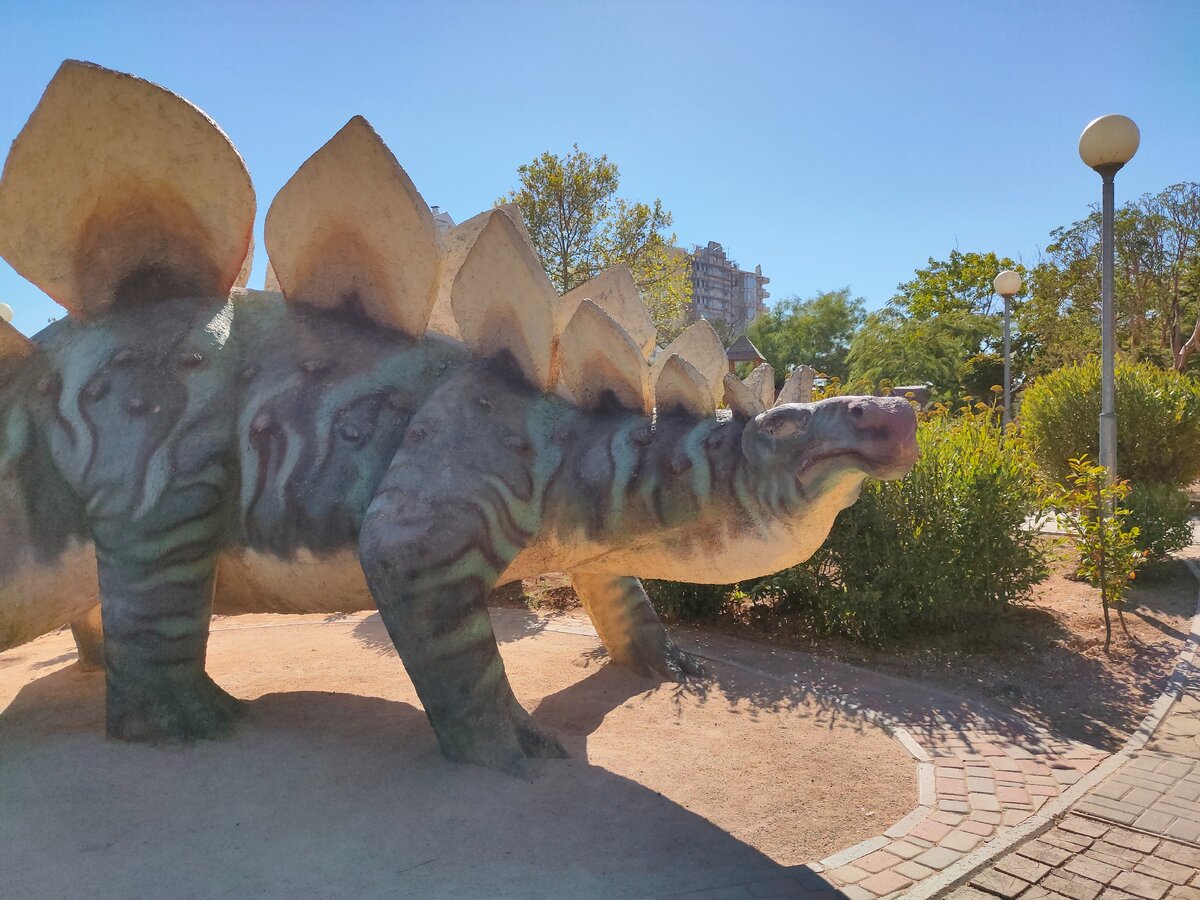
(0, 290, 917, 772)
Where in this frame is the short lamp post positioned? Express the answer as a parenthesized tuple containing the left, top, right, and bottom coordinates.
(993, 270, 1022, 426)
(1079, 114, 1139, 481)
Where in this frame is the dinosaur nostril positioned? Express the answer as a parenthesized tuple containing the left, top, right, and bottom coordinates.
(250, 410, 273, 435)
(850, 404, 865, 420)
(83, 379, 110, 402)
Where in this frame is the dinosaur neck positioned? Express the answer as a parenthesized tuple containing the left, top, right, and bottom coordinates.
(552, 409, 863, 584)
(549, 411, 751, 569)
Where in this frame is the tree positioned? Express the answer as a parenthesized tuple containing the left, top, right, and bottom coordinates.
(1020, 182, 1200, 373)
(847, 308, 998, 399)
(500, 145, 692, 335)
(893, 249, 1024, 319)
(746, 288, 865, 384)
(846, 250, 1025, 401)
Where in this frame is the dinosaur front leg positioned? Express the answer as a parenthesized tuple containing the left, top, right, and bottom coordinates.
(359, 463, 566, 774)
(69, 604, 105, 671)
(570, 573, 706, 682)
(95, 521, 242, 742)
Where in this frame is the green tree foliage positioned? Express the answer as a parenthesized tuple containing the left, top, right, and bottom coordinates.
(845, 250, 1025, 402)
(1020, 358, 1200, 487)
(1020, 182, 1200, 375)
(500, 145, 692, 335)
(847, 308, 1001, 400)
(892, 249, 1021, 318)
(745, 288, 865, 384)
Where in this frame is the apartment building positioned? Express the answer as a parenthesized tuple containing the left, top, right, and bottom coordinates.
(688, 241, 770, 335)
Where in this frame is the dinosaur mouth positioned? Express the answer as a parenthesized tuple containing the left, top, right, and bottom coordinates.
(796, 441, 917, 485)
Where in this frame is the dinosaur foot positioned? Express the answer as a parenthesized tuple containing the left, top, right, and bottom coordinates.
(106, 672, 246, 743)
(436, 701, 567, 778)
(618, 629, 708, 683)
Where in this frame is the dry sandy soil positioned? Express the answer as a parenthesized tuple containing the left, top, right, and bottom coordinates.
(507, 549, 1200, 753)
(0, 608, 913, 900)
(740, 554, 1199, 752)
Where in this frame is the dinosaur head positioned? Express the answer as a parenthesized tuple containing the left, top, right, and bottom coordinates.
(740, 395, 918, 523)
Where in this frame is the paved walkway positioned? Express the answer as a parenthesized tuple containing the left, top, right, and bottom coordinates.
(944, 573, 1200, 900)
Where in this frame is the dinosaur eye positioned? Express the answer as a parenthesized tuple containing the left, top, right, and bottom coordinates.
(764, 408, 811, 439)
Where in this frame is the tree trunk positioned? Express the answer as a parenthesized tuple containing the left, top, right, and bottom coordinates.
(1175, 315, 1200, 371)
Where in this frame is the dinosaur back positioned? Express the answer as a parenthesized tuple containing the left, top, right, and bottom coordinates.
(0, 60, 805, 433)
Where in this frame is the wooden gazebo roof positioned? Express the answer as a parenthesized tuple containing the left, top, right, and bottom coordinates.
(725, 334, 766, 368)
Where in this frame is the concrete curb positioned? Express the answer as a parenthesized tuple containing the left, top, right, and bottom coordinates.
(906, 557, 1200, 899)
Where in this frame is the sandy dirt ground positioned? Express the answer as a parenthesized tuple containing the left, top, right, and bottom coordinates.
(0, 609, 913, 900)
(746, 554, 1200, 751)
(501, 548, 1197, 754)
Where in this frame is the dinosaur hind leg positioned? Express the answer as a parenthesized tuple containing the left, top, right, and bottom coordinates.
(570, 573, 706, 682)
(359, 440, 565, 775)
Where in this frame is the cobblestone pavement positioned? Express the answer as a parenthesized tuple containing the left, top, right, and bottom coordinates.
(950, 815, 1200, 899)
(814, 728, 1106, 899)
(945, 645, 1200, 899)
(1075, 752, 1200, 844)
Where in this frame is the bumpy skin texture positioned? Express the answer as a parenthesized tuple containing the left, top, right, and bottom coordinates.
(0, 290, 918, 771)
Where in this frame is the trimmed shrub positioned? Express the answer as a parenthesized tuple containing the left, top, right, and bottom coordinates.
(1125, 482, 1193, 561)
(1021, 359, 1200, 487)
(753, 407, 1046, 643)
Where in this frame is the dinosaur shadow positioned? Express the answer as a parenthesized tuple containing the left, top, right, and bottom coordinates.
(0, 665, 835, 900)
(352, 603, 1088, 758)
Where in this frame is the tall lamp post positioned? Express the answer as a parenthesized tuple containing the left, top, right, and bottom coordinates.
(993, 270, 1022, 426)
(1079, 115, 1139, 480)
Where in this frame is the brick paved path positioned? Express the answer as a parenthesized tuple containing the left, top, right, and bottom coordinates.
(658, 554, 1200, 899)
(946, 614, 1200, 900)
(810, 727, 1105, 899)
(622, 623, 1113, 898)
(953, 814, 1200, 899)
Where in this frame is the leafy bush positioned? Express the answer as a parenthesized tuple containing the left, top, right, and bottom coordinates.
(1124, 482, 1193, 561)
(753, 407, 1046, 643)
(642, 579, 737, 622)
(1045, 457, 1144, 649)
(1021, 359, 1200, 487)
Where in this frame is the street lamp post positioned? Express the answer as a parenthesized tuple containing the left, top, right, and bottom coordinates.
(993, 270, 1022, 426)
(1079, 114, 1139, 481)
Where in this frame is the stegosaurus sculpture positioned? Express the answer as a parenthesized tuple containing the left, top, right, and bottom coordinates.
(0, 62, 917, 772)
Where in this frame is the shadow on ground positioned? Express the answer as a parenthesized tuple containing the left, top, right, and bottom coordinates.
(0, 656, 839, 899)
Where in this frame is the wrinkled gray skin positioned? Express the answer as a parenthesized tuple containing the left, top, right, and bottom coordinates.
(0, 291, 917, 773)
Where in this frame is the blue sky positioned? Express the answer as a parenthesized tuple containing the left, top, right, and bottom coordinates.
(1, 0, 1197, 337)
